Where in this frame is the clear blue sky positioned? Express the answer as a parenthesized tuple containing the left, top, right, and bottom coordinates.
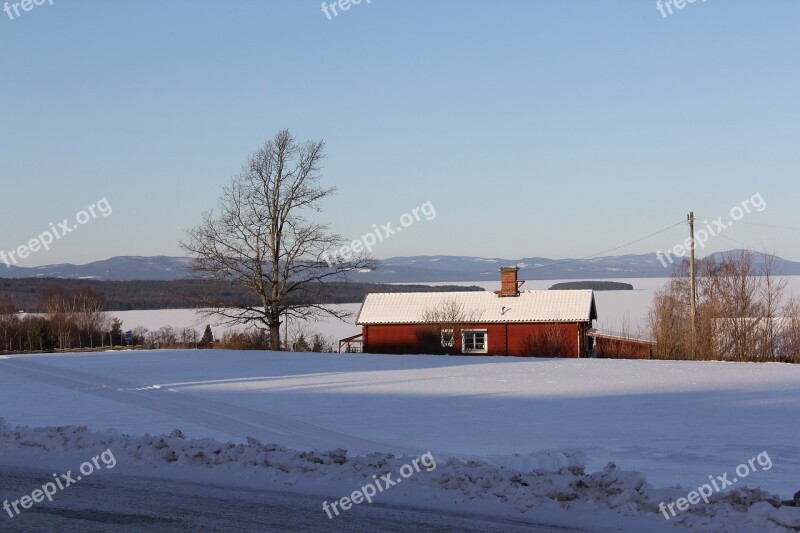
(1, 0, 799, 267)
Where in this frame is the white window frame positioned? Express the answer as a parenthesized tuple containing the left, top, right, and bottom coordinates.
(462, 329, 488, 354)
(440, 329, 455, 348)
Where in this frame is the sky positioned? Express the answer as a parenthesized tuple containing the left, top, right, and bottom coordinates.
(1, 0, 799, 267)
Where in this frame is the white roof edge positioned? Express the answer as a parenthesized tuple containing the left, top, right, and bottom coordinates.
(356, 290, 597, 325)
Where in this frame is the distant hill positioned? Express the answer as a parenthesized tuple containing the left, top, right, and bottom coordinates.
(0, 256, 191, 281)
(2, 250, 799, 282)
(549, 281, 633, 291)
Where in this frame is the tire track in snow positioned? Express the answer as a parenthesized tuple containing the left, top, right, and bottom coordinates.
(0, 357, 434, 457)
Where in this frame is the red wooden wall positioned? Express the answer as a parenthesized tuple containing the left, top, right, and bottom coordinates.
(362, 322, 592, 357)
(594, 336, 653, 359)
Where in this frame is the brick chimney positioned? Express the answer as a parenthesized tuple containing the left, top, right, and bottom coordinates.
(496, 266, 523, 297)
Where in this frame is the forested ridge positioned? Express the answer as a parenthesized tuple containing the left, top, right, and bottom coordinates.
(0, 278, 483, 312)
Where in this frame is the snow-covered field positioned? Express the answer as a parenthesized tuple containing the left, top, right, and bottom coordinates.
(1, 350, 799, 531)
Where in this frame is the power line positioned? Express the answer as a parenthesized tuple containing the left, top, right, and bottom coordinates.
(694, 216, 800, 232)
(528, 219, 686, 271)
(583, 219, 687, 259)
(712, 232, 761, 252)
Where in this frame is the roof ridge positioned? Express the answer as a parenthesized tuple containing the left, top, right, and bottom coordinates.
(358, 290, 597, 325)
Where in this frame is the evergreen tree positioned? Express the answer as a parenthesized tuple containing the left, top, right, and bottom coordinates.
(292, 334, 310, 353)
(201, 325, 214, 344)
(27, 320, 57, 352)
(110, 317, 123, 346)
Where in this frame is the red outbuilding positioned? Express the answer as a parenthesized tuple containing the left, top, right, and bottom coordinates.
(588, 330, 656, 359)
(344, 267, 599, 357)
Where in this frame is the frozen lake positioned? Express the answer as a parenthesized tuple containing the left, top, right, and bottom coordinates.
(111, 276, 800, 345)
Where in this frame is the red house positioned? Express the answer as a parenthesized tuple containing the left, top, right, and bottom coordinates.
(346, 267, 598, 357)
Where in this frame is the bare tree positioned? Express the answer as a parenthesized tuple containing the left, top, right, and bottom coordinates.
(649, 250, 797, 362)
(522, 324, 572, 357)
(0, 297, 18, 352)
(180, 327, 197, 348)
(781, 297, 800, 363)
(758, 250, 787, 360)
(72, 287, 106, 349)
(132, 326, 149, 347)
(182, 130, 375, 350)
(416, 298, 481, 355)
(41, 288, 70, 350)
(648, 264, 693, 360)
(156, 326, 178, 348)
(709, 251, 763, 361)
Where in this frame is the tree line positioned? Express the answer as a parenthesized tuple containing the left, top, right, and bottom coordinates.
(0, 278, 482, 313)
(0, 288, 118, 352)
(0, 286, 340, 353)
(648, 250, 800, 363)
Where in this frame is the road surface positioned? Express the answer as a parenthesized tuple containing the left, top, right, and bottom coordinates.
(0, 465, 585, 532)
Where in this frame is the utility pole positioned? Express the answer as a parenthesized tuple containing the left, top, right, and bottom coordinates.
(688, 211, 697, 357)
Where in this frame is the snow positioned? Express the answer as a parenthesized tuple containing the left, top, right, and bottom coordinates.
(0, 420, 796, 532)
(1, 350, 799, 531)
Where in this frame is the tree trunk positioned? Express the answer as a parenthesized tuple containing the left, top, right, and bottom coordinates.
(269, 323, 281, 351)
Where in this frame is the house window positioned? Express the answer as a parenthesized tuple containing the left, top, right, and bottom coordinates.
(462, 330, 487, 354)
(441, 329, 455, 348)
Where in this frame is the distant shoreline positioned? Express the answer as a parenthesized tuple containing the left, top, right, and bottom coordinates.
(549, 281, 634, 291)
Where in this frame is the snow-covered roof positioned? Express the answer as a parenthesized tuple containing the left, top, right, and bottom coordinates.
(588, 329, 656, 344)
(356, 290, 597, 325)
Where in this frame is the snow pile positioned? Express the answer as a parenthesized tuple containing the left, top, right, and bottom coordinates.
(420, 458, 799, 531)
(1, 418, 798, 532)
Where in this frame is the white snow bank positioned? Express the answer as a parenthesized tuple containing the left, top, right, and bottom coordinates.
(1, 419, 797, 532)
